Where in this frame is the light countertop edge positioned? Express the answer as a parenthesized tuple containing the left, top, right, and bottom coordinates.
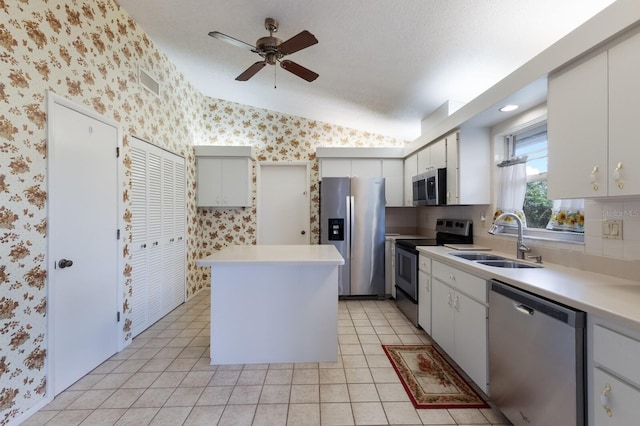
(197, 244, 345, 266)
(417, 246, 640, 331)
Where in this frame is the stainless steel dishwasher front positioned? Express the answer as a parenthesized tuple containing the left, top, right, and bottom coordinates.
(489, 280, 586, 426)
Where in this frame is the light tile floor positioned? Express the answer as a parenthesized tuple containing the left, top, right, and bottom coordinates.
(25, 289, 511, 425)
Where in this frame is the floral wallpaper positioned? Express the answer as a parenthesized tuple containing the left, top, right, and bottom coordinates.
(0, 0, 204, 423)
(0, 1, 406, 423)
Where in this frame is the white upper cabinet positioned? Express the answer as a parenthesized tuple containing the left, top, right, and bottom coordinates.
(382, 159, 404, 207)
(445, 129, 490, 205)
(320, 159, 352, 177)
(317, 147, 405, 207)
(431, 138, 447, 170)
(351, 159, 382, 177)
(416, 137, 446, 174)
(548, 31, 640, 199)
(607, 32, 640, 196)
(403, 153, 417, 206)
(548, 52, 608, 199)
(195, 146, 254, 208)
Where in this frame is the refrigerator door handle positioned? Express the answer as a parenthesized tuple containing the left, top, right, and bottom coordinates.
(348, 195, 355, 259)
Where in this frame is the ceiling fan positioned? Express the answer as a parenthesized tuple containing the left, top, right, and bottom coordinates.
(209, 18, 319, 82)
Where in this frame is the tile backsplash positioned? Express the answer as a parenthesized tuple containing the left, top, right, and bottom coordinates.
(389, 202, 640, 282)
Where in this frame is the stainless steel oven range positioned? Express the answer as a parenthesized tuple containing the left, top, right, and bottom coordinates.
(395, 219, 473, 326)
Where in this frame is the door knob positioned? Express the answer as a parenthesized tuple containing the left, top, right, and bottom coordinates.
(58, 259, 73, 269)
(301, 230, 306, 235)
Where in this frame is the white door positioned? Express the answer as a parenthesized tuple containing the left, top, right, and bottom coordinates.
(257, 163, 310, 244)
(49, 96, 119, 395)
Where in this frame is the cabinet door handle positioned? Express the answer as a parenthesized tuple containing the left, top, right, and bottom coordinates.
(600, 383, 612, 417)
(447, 292, 452, 307)
(590, 166, 599, 191)
(216, 196, 220, 204)
(614, 162, 624, 189)
(454, 295, 459, 311)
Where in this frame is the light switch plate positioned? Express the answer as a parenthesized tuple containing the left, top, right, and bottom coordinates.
(602, 219, 623, 240)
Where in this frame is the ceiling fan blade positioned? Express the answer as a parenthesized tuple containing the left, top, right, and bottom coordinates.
(236, 61, 267, 81)
(278, 30, 318, 55)
(280, 60, 319, 82)
(208, 31, 255, 51)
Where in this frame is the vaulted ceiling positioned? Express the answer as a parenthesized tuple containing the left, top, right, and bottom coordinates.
(117, 0, 614, 140)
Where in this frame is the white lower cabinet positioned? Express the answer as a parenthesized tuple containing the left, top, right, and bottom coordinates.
(593, 368, 640, 425)
(431, 280, 455, 353)
(390, 242, 396, 298)
(589, 317, 640, 425)
(430, 260, 488, 393)
(418, 254, 431, 333)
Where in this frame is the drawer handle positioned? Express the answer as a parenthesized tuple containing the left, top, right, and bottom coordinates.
(600, 383, 612, 417)
(449, 274, 455, 282)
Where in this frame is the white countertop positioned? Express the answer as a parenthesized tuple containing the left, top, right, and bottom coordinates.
(417, 246, 640, 331)
(197, 244, 345, 266)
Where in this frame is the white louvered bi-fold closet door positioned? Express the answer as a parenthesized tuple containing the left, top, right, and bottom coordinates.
(130, 144, 149, 337)
(172, 160, 186, 308)
(146, 150, 163, 325)
(130, 137, 186, 337)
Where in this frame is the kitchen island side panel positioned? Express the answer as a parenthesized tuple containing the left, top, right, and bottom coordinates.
(209, 263, 339, 364)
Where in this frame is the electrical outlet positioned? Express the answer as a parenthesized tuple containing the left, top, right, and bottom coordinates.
(602, 219, 623, 240)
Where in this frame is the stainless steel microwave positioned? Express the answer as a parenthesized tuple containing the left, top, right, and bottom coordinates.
(412, 168, 446, 206)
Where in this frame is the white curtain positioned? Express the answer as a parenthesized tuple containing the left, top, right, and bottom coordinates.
(493, 162, 527, 227)
(546, 199, 585, 232)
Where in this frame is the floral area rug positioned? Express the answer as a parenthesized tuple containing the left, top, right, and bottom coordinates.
(382, 344, 489, 409)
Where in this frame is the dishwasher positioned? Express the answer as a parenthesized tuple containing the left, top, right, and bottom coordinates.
(489, 280, 586, 426)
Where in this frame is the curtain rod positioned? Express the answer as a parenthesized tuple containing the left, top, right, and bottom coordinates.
(497, 156, 528, 168)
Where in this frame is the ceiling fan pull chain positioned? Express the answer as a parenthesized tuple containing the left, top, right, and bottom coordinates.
(274, 63, 277, 89)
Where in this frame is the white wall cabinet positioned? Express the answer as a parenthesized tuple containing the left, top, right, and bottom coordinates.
(430, 260, 488, 392)
(382, 159, 404, 207)
(417, 138, 446, 174)
(320, 159, 352, 178)
(589, 316, 640, 425)
(196, 157, 252, 207)
(130, 137, 186, 338)
(417, 254, 431, 334)
(319, 156, 404, 207)
(403, 153, 417, 207)
(444, 130, 490, 205)
(404, 130, 489, 206)
(548, 31, 640, 199)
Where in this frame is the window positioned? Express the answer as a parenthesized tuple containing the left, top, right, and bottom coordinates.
(507, 124, 552, 229)
(501, 122, 584, 241)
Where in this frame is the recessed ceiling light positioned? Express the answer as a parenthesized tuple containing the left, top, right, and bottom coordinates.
(499, 104, 519, 112)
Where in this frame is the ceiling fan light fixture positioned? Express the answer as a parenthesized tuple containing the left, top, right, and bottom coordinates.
(209, 17, 318, 83)
(499, 104, 519, 112)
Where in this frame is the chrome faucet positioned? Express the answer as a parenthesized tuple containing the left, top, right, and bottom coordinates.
(488, 212, 531, 260)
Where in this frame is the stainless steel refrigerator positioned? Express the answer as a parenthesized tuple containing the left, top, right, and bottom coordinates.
(320, 177, 385, 296)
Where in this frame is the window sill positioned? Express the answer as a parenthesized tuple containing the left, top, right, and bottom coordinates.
(498, 227, 584, 244)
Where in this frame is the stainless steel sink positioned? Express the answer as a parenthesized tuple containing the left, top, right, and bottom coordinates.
(451, 253, 506, 261)
(477, 260, 542, 269)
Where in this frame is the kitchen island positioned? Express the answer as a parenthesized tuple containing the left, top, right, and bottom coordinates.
(197, 245, 344, 365)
